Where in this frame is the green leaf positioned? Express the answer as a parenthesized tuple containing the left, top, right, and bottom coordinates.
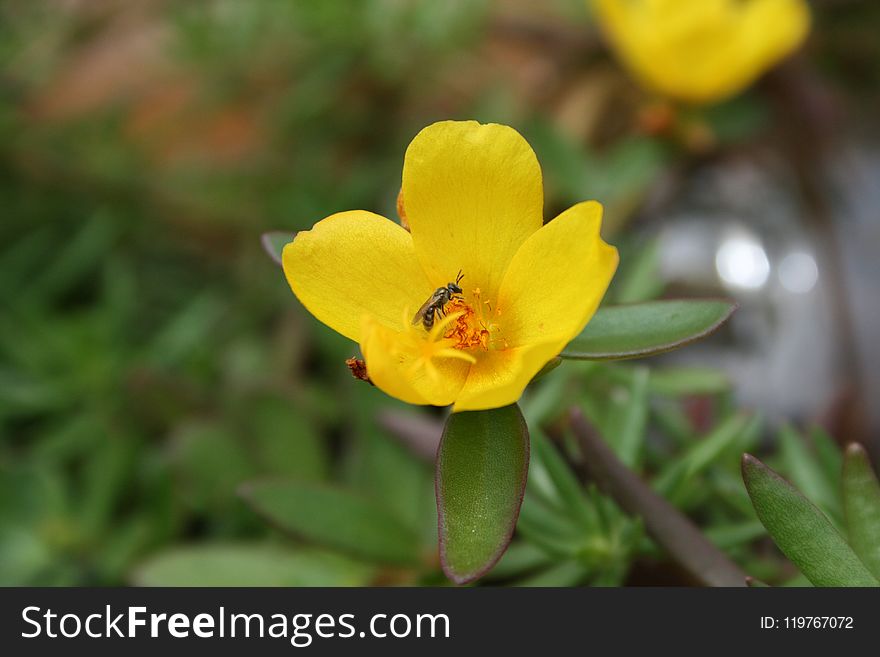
(239, 481, 422, 565)
(842, 444, 880, 580)
(647, 367, 730, 396)
(436, 404, 529, 584)
(485, 542, 552, 580)
(530, 430, 596, 530)
(810, 425, 842, 491)
(145, 292, 224, 368)
(654, 412, 758, 501)
(781, 573, 813, 587)
(604, 365, 649, 467)
(260, 231, 295, 266)
(778, 424, 841, 525)
(651, 401, 697, 446)
(613, 240, 664, 304)
(132, 544, 372, 586)
(684, 412, 761, 478)
(742, 454, 878, 587)
(78, 433, 136, 535)
(513, 560, 589, 587)
(560, 299, 737, 361)
(704, 520, 766, 550)
(516, 494, 588, 557)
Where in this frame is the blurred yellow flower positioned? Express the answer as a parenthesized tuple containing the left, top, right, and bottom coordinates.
(592, 0, 811, 104)
(282, 121, 618, 411)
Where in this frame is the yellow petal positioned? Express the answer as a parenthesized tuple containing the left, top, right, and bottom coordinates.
(402, 120, 544, 301)
(593, 0, 810, 104)
(282, 210, 433, 343)
(497, 201, 618, 348)
(361, 315, 471, 407)
(454, 202, 616, 411)
(452, 341, 562, 412)
(740, 0, 810, 81)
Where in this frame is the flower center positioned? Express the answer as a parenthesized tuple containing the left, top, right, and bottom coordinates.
(393, 288, 509, 384)
(442, 288, 507, 352)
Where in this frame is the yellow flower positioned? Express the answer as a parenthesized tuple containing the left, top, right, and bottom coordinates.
(282, 121, 618, 411)
(592, 0, 811, 104)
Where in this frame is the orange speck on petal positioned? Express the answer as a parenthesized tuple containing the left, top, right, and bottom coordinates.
(396, 189, 409, 231)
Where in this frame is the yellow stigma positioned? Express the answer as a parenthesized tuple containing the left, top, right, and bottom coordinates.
(393, 307, 477, 383)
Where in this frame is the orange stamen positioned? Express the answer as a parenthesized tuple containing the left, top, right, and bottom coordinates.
(441, 297, 506, 352)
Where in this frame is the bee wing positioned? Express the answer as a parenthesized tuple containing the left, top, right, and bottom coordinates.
(412, 291, 441, 325)
(411, 299, 434, 325)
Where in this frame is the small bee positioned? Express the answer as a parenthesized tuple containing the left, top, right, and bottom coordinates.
(412, 271, 464, 331)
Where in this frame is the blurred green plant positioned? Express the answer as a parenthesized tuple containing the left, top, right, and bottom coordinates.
(743, 444, 880, 587)
(0, 0, 489, 587)
(481, 359, 761, 586)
